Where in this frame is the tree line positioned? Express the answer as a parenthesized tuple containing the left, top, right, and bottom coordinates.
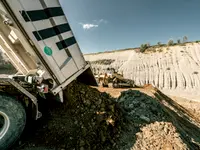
(140, 36, 191, 53)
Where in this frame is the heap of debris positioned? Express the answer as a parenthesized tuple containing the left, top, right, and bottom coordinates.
(17, 81, 122, 150)
(133, 121, 188, 150)
(117, 90, 168, 124)
(62, 81, 122, 150)
(14, 84, 200, 150)
(116, 89, 200, 150)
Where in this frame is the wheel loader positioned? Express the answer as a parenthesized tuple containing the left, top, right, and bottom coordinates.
(95, 70, 135, 88)
(0, 0, 97, 149)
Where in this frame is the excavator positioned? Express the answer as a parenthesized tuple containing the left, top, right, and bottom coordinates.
(0, 0, 97, 149)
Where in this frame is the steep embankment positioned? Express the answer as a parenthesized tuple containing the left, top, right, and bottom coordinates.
(84, 43, 200, 100)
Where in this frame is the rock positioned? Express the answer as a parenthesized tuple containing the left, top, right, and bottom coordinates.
(95, 99, 102, 105)
(164, 127, 168, 134)
(108, 104, 115, 112)
(140, 115, 150, 122)
(85, 100, 91, 106)
(91, 105, 96, 109)
(100, 131, 106, 142)
(80, 147, 84, 150)
(140, 103, 146, 108)
(82, 127, 87, 136)
(80, 90, 85, 94)
(128, 104, 134, 108)
(100, 107, 105, 112)
(79, 140, 85, 146)
(101, 103, 105, 108)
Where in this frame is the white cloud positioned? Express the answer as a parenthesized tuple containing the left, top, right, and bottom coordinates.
(79, 23, 98, 30)
(83, 24, 98, 29)
(79, 19, 107, 30)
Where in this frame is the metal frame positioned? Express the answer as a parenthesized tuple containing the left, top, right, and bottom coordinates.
(52, 63, 91, 95)
(0, 77, 41, 120)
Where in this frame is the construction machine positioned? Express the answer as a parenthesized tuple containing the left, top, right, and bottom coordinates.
(95, 69, 135, 88)
(0, 0, 97, 149)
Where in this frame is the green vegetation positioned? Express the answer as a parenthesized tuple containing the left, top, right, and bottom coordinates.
(167, 40, 174, 46)
(157, 42, 161, 46)
(183, 36, 188, 43)
(177, 39, 181, 44)
(140, 43, 149, 53)
(87, 35, 197, 55)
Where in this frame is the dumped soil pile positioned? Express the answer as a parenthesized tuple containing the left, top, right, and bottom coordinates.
(116, 89, 200, 150)
(13, 84, 200, 150)
(15, 81, 122, 150)
(118, 90, 168, 123)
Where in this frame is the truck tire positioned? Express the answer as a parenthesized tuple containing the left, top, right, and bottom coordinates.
(0, 93, 26, 150)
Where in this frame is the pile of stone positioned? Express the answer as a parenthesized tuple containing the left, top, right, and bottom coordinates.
(116, 89, 200, 150)
(117, 90, 168, 124)
(133, 122, 188, 150)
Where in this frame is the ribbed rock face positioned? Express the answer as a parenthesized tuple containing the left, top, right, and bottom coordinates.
(84, 43, 200, 100)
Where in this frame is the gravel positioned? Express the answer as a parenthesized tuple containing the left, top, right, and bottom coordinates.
(132, 122, 188, 150)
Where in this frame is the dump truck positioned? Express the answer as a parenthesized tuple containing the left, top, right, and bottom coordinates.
(0, 0, 97, 149)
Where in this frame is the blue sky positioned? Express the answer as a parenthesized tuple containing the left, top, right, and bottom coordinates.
(59, 0, 200, 54)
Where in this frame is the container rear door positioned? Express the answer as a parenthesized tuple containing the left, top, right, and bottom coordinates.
(4, 0, 87, 83)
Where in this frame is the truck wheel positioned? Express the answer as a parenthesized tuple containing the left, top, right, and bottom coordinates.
(0, 94, 26, 150)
